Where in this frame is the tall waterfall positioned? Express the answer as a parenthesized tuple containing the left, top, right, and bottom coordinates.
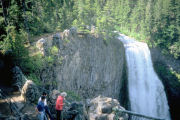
(119, 34, 171, 119)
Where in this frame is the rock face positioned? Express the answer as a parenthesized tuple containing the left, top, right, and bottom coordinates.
(150, 48, 180, 120)
(12, 66, 26, 91)
(38, 28, 125, 99)
(87, 96, 128, 120)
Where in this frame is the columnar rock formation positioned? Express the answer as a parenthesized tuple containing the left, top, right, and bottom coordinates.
(37, 28, 126, 99)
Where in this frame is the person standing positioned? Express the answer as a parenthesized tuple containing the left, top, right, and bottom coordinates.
(36, 96, 47, 120)
(38, 92, 53, 120)
(55, 92, 67, 120)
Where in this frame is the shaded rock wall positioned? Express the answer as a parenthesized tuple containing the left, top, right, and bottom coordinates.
(0, 52, 14, 86)
(150, 48, 180, 120)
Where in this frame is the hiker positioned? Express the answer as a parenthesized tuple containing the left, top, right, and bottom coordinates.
(36, 96, 47, 120)
(55, 92, 67, 120)
(38, 92, 53, 120)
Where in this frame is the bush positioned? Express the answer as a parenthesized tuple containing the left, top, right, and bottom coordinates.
(50, 46, 59, 56)
(153, 61, 180, 91)
(170, 41, 180, 59)
(27, 73, 41, 85)
(66, 91, 82, 102)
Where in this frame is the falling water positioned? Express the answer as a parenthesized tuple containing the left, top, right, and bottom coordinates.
(119, 34, 171, 120)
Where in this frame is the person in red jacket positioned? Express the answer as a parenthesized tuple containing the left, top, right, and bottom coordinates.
(55, 92, 67, 120)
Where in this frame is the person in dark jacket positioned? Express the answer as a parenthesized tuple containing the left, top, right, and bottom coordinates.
(38, 92, 53, 120)
(36, 96, 47, 120)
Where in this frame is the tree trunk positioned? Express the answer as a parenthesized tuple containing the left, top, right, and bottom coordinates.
(0, 0, 8, 25)
(22, 0, 30, 44)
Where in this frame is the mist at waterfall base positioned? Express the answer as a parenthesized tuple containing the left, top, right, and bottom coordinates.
(118, 34, 171, 120)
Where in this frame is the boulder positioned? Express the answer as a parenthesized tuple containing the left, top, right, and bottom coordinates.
(62, 27, 77, 39)
(52, 33, 64, 50)
(87, 96, 128, 120)
(21, 80, 40, 103)
(63, 29, 70, 38)
(101, 104, 112, 114)
(49, 89, 60, 107)
(36, 38, 47, 55)
(51, 89, 60, 100)
(21, 103, 38, 120)
(70, 27, 77, 36)
(63, 102, 88, 120)
(90, 26, 96, 33)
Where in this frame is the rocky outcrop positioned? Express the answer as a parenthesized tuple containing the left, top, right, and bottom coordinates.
(37, 28, 126, 99)
(87, 96, 128, 120)
(48, 93, 128, 120)
(21, 80, 40, 103)
(36, 38, 47, 55)
(63, 102, 88, 120)
(12, 66, 26, 91)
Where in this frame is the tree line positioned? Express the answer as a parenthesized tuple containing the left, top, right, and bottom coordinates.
(0, 0, 179, 67)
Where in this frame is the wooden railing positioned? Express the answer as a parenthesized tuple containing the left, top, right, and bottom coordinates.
(113, 108, 165, 120)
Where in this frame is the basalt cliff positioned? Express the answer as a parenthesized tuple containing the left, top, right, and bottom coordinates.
(37, 28, 126, 100)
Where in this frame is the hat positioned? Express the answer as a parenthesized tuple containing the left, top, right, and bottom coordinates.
(61, 92, 67, 97)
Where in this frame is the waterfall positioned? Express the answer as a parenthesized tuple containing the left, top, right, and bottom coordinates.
(118, 34, 171, 120)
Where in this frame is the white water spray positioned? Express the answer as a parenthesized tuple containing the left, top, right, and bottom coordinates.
(119, 34, 171, 120)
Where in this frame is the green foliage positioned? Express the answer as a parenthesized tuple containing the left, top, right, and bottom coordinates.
(58, 56, 64, 65)
(66, 91, 82, 102)
(153, 61, 180, 89)
(27, 73, 41, 85)
(170, 41, 180, 59)
(21, 53, 46, 85)
(22, 53, 43, 73)
(50, 46, 59, 56)
(45, 56, 54, 65)
(113, 108, 123, 120)
(1, 0, 179, 59)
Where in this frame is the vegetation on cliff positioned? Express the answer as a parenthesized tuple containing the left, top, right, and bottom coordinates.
(153, 61, 180, 120)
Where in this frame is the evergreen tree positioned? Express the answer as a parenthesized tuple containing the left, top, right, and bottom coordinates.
(1, 0, 180, 61)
